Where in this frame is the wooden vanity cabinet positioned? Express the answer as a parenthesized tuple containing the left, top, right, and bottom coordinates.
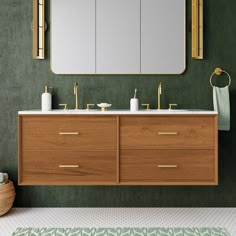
(18, 114, 218, 185)
(18, 115, 118, 185)
(120, 116, 218, 185)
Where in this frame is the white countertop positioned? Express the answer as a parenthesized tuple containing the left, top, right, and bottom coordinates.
(18, 109, 217, 115)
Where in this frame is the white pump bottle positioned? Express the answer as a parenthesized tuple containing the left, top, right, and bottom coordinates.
(41, 86, 52, 111)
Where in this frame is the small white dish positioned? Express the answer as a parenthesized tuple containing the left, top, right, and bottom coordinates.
(97, 103, 112, 111)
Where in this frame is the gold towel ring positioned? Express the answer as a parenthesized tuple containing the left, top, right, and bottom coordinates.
(210, 67, 231, 88)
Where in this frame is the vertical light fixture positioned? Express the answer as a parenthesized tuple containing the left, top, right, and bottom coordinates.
(33, 0, 45, 59)
(192, 0, 203, 59)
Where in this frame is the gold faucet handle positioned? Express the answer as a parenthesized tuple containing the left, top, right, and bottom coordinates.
(168, 103, 178, 110)
(59, 104, 68, 110)
(142, 104, 150, 110)
(86, 104, 95, 111)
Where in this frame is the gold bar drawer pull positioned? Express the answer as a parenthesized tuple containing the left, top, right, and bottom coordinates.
(59, 132, 79, 135)
(158, 132, 178, 135)
(157, 165, 178, 168)
(59, 165, 79, 168)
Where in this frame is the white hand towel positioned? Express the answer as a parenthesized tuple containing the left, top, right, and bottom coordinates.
(213, 86, 230, 131)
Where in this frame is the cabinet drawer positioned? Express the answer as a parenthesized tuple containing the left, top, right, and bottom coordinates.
(120, 150, 217, 184)
(21, 116, 117, 150)
(19, 150, 117, 185)
(120, 116, 216, 149)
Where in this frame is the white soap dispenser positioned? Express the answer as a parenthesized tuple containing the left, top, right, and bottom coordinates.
(130, 88, 139, 111)
(41, 86, 52, 111)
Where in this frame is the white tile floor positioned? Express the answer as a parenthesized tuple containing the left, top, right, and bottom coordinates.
(0, 208, 236, 236)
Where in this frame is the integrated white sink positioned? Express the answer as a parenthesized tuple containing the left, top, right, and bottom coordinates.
(141, 109, 190, 112)
(52, 109, 97, 113)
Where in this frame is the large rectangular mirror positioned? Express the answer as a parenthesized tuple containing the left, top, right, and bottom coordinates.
(51, 0, 185, 75)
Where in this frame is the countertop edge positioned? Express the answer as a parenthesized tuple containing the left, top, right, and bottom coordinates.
(18, 110, 218, 115)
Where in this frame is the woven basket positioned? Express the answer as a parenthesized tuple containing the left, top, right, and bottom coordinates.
(0, 181, 15, 216)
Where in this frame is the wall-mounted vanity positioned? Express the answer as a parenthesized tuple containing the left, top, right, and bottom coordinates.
(18, 110, 218, 186)
(51, 0, 186, 74)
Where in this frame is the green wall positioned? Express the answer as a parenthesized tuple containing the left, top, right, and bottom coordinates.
(0, 0, 236, 207)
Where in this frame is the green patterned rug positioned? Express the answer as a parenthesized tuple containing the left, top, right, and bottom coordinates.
(12, 227, 230, 236)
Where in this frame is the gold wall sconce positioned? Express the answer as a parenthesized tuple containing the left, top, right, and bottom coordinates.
(192, 0, 203, 59)
(32, 0, 46, 59)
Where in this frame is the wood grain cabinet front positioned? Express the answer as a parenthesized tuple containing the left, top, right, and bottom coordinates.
(119, 115, 218, 185)
(20, 116, 117, 150)
(18, 115, 118, 185)
(18, 114, 218, 185)
(20, 150, 117, 185)
(120, 116, 216, 150)
(120, 150, 217, 185)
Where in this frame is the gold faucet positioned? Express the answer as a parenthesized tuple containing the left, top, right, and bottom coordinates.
(157, 82, 162, 110)
(74, 82, 79, 110)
